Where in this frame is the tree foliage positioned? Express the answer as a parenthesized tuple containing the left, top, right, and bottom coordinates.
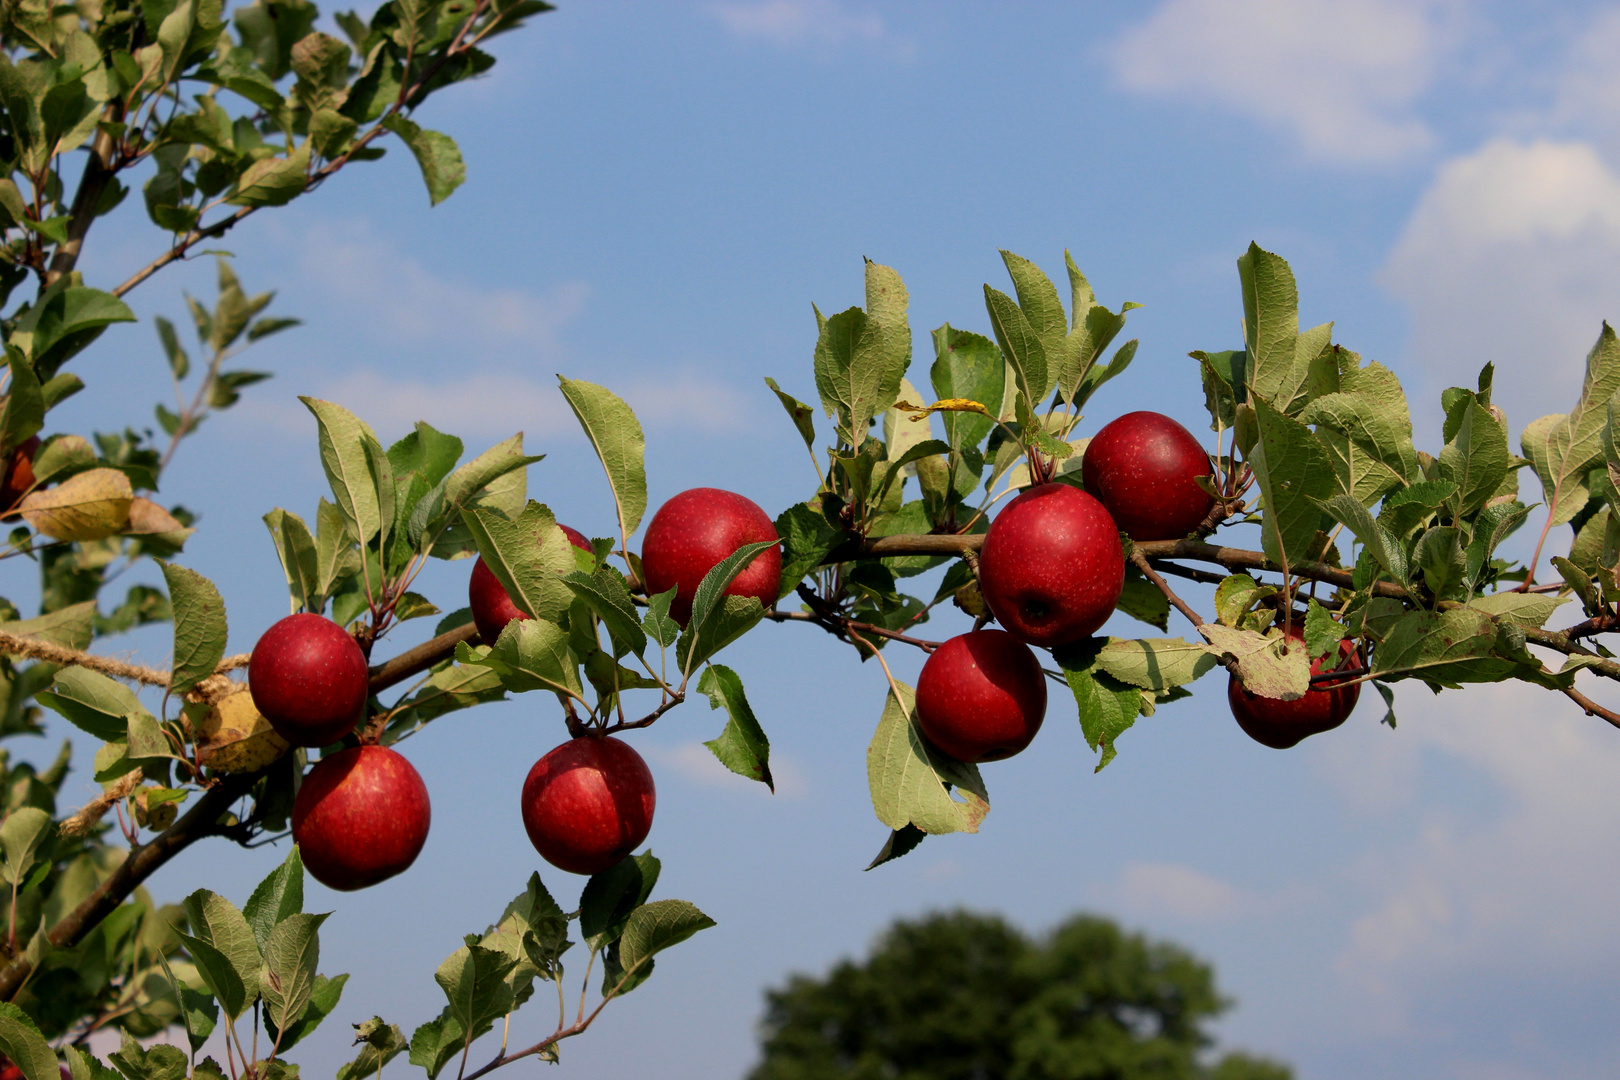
(748, 910, 1292, 1080)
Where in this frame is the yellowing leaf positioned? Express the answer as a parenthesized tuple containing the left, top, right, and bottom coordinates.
(195, 690, 290, 773)
(892, 398, 995, 423)
(123, 497, 185, 534)
(19, 467, 132, 540)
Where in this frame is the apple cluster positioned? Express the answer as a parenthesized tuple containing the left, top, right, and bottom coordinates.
(246, 486, 782, 890)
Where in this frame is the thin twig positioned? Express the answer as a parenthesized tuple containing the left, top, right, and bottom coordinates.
(1562, 684, 1620, 730)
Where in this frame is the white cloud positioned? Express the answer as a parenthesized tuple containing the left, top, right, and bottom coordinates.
(1326, 680, 1620, 1013)
(644, 741, 808, 798)
(707, 0, 897, 51)
(291, 220, 590, 350)
(241, 367, 757, 443)
(1381, 138, 1620, 427)
(1551, 7, 1620, 145)
(1110, 0, 1447, 163)
(1112, 861, 1244, 922)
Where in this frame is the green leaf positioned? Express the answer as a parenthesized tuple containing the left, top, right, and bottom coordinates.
(1439, 396, 1512, 520)
(764, 377, 817, 457)
(407, 1011, 464, 1080)
(1525, 324, 1620, 529)
(865, 824, 927, 870)
(1051, 640, 1142, 771)
(1319, 493, 1409, 585)
(263, 509, 319, 614)
(309, 107, 358, 159)
(812, 270, 911, 451)
(1371, 608, 1515, 685)
(613, 900, 716, 988)
(557, 376, 647, 541)
(564, 569, 645, 658)
(301, 398, 383, 542)
(1249, 398, 1336, 573)
(259, 912, 328, 1032)
(580, 851, 660, 950)
(335, 1020, 407, 1080)
(36, 666, 156, 742)
(866, 682, 988, 835)
(698, 664, 772, 789)
(63, 1046, 122, 1080)
(0, 808, 51, 887)
(929, 324, 1004, 451)
(434, 943, 517, 1045)
(1414, 525, 1467, 599)
(1304, 600, 1346, 660)
(0, 1009, 55, 1080)
(157, 953, 218, 1055)
(463, 501, 575, 624)
(775, 503, 841, 600)
(107, 1032, 187, 1080)
(1115, 564, 1170, 630)
(228, 144, 310, 207)
(175, 931, 248, 1022)
(677, 542, 775, 674)
(264, 972, 348, 1054)
(642, 587, 680, 650)
(159, 562, 227, 697)
(1302, 381, 1420, 504)
(243, 846, 304, 951)
(179, 888, 262, 1019)
(999, 250, 1065, 400)
(442, 433, 540, 511)
(0, 351, 43, 457)
(381, 114, 465, 205)
(1213, 573, 1276, 628)
(982, 285, 1045, 420)
(154, 316, 189, 380)
(1094, 638, 1217, 693)
(1237, 242, 1316, 416)
(462, 619, 582, 700)
(1466, 592, 1567, 629)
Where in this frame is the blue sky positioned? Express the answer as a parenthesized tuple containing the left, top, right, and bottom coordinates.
(36, 1, 1620, 1077)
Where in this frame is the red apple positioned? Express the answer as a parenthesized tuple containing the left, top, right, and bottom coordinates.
(915, 629, 1047, 762)
(0, 435, 40, 510)
(1081, 411, 1215, 541)
(248, 613, 369, 747)
(640, 487, 781, 626)
(977, 483, 1125, 647)
(1228, 628, 1363, 749)
(520, 735, 655, 875)
(292, 745, 431, 890)
(468, 524, 592, 645)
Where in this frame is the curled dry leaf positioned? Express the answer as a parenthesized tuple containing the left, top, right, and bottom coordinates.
(196, 688, 290, 773)
(122, 497, 185, 535)
(19, 466, 133, 540)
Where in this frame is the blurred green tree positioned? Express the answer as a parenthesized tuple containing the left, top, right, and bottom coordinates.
(748, 910, 1292, 1080)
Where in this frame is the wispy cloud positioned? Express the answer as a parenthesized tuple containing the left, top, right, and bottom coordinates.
(288, 219, 591, 350)
(240, 367, 759, 444)
(1381, 137, 1620, 427)
(1321, 681, 1620, 1020)
(1111, 0, 1451, 163)
(706, 0, 906, 54)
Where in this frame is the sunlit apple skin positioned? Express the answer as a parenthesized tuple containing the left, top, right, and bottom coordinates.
(915, 630, 1047, 762)
(248, 613, 369, 747)
(292, 745, 431, 891)
(1081, 411, 1215, 541)
(0, 435, 40, 510)
(640, 487, 781, 626)
(1228, 630, 1363, 749)
(468, 524, 592, 645)
(521, 736, 655, 875)
(978, 483, 1125, 647)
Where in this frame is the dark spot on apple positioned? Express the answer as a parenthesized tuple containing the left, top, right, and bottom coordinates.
(1022, 598, 1052, 623)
